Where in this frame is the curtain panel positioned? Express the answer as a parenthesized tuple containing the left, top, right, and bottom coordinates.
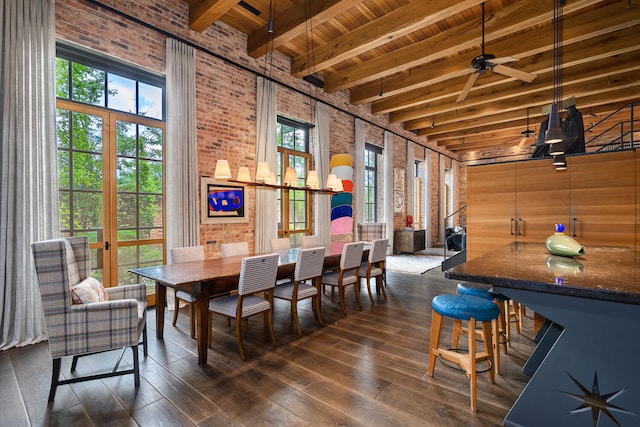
(0, 0, 57, 350)
(313, 102, 331, 245)
(383, 131, 394, 253)
(165, 38, 199, 311)
(354, 118, 365, 230)
(255, 76, 277, 253)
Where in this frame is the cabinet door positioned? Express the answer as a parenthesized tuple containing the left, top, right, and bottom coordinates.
(467, 162, 515, 260)
(515, 159, 570, 243)
(568, 150, 635, 248)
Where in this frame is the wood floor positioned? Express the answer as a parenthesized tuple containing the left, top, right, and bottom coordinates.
(1, 268, 536, 426)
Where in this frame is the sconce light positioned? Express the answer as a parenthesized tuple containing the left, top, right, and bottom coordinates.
(306, 170, 320, 189)
(236, 166, 252, 183)
(283, 167, 298, 187)
(214, 160, 232, 179)
(255, 162, 271, 182)
(265, 171, 277, 185)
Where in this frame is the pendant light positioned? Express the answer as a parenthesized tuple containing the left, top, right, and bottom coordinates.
(544, 0, 564, 145)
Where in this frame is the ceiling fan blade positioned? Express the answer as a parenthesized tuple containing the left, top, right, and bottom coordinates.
(490, 56, 519, 65)
(492, 64, 537, 83)
(456, 72, 480, 103)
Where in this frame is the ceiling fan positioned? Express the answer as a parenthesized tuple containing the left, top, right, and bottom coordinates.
(518, 107, 536, 148)
(456, 2, 537, 103)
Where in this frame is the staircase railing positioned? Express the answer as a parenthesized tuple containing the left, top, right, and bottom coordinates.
(585, 101, 638, 151)
(442, 205, 466, 270)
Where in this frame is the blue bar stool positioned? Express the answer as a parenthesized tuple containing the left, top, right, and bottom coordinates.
(427, 294, 500, 412)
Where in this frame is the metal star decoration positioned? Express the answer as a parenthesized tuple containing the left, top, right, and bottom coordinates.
(558, 371, 637, 427)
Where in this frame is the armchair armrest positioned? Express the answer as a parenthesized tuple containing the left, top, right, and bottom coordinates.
(105, 283, 146, 302)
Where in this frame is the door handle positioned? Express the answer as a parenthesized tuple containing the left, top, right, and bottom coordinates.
(517, 218, 523, 236)
(105, 241, 110, 250)
(510, 218, 515, 235)
(571, 218, 577, 237)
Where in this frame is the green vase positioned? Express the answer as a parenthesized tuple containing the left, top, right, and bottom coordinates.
(545, 233, 585, 257)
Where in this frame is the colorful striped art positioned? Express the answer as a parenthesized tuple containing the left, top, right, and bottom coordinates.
(329, 154, 353, 235)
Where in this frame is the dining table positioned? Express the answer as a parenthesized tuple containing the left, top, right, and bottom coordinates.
(130, 242, 368, 366)
(446, 242, 640, 427)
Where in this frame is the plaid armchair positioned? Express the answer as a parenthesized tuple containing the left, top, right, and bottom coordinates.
(357, 222, 386, 242)
(31, 236, 147, 401)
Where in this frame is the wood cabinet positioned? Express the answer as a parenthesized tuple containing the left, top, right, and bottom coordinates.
(394, 229, 426, 254)
(467, 150, 636, 259)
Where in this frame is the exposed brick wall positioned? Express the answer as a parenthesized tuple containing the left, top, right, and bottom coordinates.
(55, 0, 458, 255)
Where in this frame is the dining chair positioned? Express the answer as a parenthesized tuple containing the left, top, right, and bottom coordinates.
(221, 241, 249, 257)
(31, 236, 147, 401)
(270, 237, 291, 251)
(208, 253, 280, 360)
(301, 235, 319, 248)
(273, 247, 325, 336)
(321, 242, 365, 315)
(358, 238, 389, 304)
(169, 246, 205, 339)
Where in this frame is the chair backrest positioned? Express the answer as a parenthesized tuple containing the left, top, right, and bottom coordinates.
(270, 237, 291, 251)
(237, 253, 280, 295)
(294, 247, 326, 281)
(301, 235, 319, 248)
(221, 242, 249, 258)
(369, 238, 389, 264)
(32, 236, 89, 311)
(357, 223, 386, 242)
(170, 246, 205, 263)
(340, 242, 365, 270)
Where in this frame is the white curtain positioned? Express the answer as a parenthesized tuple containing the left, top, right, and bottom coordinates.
(405, 140, 415, 221)
(354, 118, 365, 229)
(383, 131, 394, 252)
(313, 102, 331, 245)
(0, 0, 56, 350)
(166, 39, 199, 309)
(255, 76, 277, 253)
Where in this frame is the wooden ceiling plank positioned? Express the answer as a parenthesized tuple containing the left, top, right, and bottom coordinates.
(405, 68, 640, 131)
(350, 2, 638, 104)
(246, 0, 362, 58)
(388, 45, 640, 125)
(290, 0, 484, 78)
(375, 26, 640, 116)
(189, 0, 238, 32)
(324, 0, 603, 92)
(421, 87, 640, 141)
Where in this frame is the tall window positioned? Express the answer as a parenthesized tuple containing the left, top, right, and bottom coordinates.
(276, 116, 313, 246)
(55, 43, 165, 302)
(364, 143, 381, 222)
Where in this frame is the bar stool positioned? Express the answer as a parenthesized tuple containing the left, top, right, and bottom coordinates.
(427, 294, 500, 412)
(456, 283, 509, 374)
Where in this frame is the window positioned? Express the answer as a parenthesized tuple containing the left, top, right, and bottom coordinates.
(364, 143, 381, 223)
(56, 43, 165, 304)
(276, 116, 313, 246)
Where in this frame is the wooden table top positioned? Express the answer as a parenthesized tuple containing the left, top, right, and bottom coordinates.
(130, 242, 365, 288)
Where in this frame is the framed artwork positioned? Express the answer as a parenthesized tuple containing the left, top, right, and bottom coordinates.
(200, 177, 248, 224)
(393, 168, 405, 213)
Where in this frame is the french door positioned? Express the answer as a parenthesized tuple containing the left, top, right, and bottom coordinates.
(56, 99, 165, 304)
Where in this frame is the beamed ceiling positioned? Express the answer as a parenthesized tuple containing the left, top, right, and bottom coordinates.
(183, 0, 640, 154)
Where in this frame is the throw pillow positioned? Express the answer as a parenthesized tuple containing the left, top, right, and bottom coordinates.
(70, 277, 109, 304)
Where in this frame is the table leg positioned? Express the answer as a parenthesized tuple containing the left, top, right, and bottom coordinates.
(195, 282, 210, 366)
(155, 282, 166, 339)
(496, 287, 640, 427)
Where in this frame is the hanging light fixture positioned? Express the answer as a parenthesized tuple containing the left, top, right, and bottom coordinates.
(214, 160, 232, 179)
(544, 0, 564, 145)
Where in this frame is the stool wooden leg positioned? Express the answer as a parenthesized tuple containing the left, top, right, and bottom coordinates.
(427, 310, 442, 377)
(452, 319, 463, 349)
(482, 320, 496, 384)
(497, 300, 509, 355)
(468, 317, 477, 412)
(491, 317, 501, 375)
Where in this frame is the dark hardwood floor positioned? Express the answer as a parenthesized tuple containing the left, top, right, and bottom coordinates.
(1, 268, 536, 426)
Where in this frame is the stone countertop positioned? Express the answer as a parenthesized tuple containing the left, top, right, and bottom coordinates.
(445, 242, 640, 305)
